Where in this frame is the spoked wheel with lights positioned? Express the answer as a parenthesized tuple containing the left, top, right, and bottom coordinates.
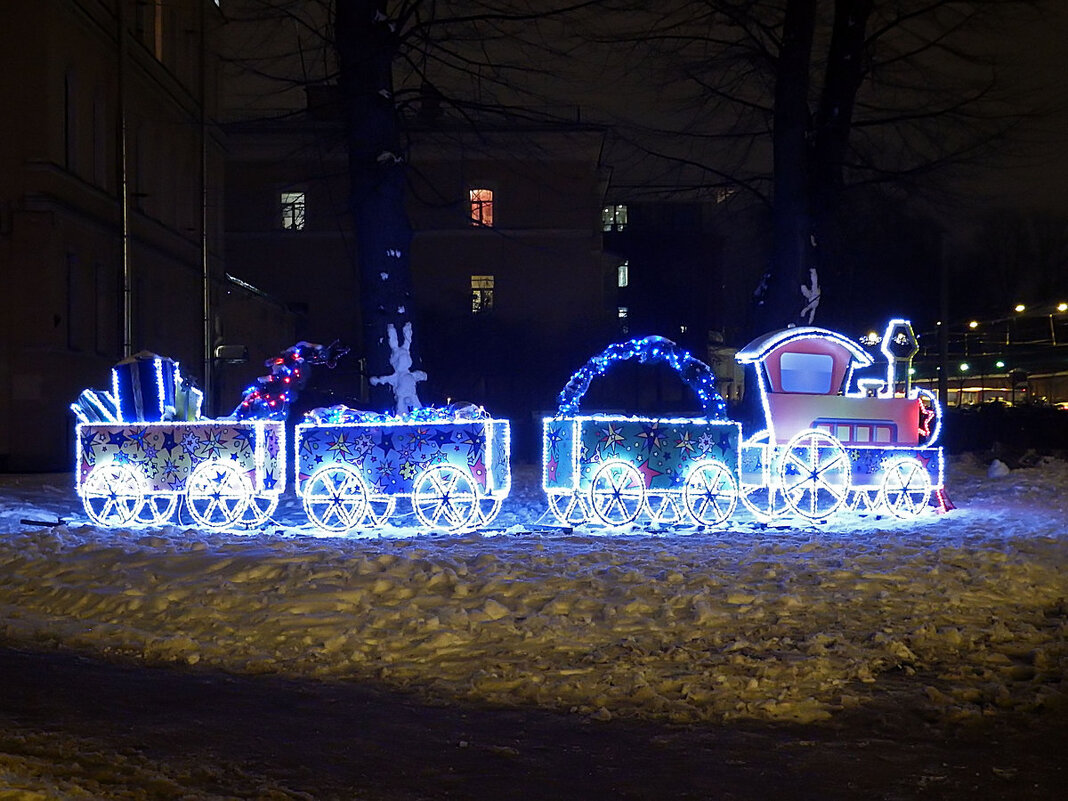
(683, 459, 738, 526)
(646, 493, 686, 525)
(474, 497, 503, 528)
(778, 430, 851, 520)
(240, 494, 280, 529)
(81, 463, 146, 526)
(588, 460, 647, 527)
(186, 460, 252, 531)
(302, 464, 369, 533)
(739, 485, 786, 522)
(737, 432, 786, 522)
(547, 491, 590, 526)
(412, 464, 479, 531)
(136, 493, 178, 526)
(363, 494, 397, 528)
(880, 457, 932, 518)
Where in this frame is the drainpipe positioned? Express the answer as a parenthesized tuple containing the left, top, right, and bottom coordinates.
(118, 0, 132, 358)
(200, 0, 212, 412)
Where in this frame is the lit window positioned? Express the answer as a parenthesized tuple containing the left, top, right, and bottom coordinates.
(470, 188, 494, 226)
(602, 204, 627, 232)
(471, 274, 494, 313)
(617, 260, 629, 288)
(281, 191, 305, 230)
(714, 187, 736, 204)
(779, 352, 834, 394)
(618, 305, 629, 334)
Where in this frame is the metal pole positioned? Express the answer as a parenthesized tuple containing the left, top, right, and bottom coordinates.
(938, 232, 949, 405)
(200, 0, 212, 413)
(118, 0, 132, 358)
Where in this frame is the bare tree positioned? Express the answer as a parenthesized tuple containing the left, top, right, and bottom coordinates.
(579, 0, 1051, 333)
(222, 0, 600, 412)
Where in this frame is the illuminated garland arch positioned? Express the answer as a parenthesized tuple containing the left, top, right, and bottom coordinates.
(555, 336, 728, 419)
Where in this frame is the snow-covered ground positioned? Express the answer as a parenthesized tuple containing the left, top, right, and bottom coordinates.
(1, 455, 1066, 732)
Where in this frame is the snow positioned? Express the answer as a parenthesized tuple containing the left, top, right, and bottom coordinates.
(1, 456, 1066, 733)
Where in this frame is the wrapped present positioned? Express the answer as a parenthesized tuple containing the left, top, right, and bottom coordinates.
(70, 389, 119, 424)
(170, 378, 204, 421)
(111, 351, 177, 422)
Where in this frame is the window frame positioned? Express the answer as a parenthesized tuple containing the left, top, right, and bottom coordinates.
(471, 274, 495, 314)
(602, 203, 628, 232)
(280, 190, 307, 231)
(468, 187, 495, 227)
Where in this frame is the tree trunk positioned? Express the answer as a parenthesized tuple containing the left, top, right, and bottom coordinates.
(335, 0, 419, 411)
(810, 0, 875, 326)
(754, 0, 818, 335)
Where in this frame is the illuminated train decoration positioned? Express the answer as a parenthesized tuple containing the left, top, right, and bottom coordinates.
(72, 350, 510, 533)
(71, 319, 944, 533)
(542, 319, 944, 526)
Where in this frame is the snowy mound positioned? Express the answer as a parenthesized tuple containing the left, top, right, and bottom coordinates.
(1, 456, 1066, 726)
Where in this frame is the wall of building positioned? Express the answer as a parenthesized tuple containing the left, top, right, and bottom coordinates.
(0, 0, 290, 471)
(407, 128, 615, 436)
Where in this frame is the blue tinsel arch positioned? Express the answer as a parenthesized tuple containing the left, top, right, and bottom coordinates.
(556, 336, 728, 419)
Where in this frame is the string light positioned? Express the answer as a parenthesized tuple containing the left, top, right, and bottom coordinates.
(235, 341, 348, 421)
(545, 336, 738, 527)
(544, 324, 947, 526)
(75, 420, 286, 529)
(556, 336, 728, 419)
(735, 319, 945, 521)
(295, 411, 511, 533)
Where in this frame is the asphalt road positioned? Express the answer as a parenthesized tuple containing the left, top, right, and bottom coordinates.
(0, 644, 1064, 800)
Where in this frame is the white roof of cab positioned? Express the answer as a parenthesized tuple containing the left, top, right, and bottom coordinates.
(736, 326, 873, 367)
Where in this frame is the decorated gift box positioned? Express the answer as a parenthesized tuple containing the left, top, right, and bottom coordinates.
(112, 351, 178, 423)
(70, 343, 335, 531)
(543, 336, 742, 527)
(295, 404, 510, 533)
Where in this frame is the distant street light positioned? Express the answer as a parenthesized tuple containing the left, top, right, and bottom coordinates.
(968, 320, 979, 329)
(1058, 302, 1067, 312)
(1014, 303, 1026, 312)
(959, 362, 969, 372)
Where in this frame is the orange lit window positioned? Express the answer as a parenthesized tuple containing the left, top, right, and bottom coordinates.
(469, 188, 494, 226)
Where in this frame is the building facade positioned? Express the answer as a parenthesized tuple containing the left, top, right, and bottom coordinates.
(0, 0, 292, 471)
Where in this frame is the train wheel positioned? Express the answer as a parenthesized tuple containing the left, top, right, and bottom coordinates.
(547, 492, 589, 526)
(588, 460, 646, 527)
(186, 461, 252, 531)
(474, 497, 503, 528)
(880, 457, 932, 518)
(647, 494, 685, 525)
(240, 495, 279, 529)
(412, 465, 478, 531)
(302, 464, 369, 533)
(739, 485, 784, 521)
(81, 463, 145, 527)
(363, 495, 397, 528)
(684, 459, 738, 526)
(137, 493, 178, 526)
(779, 430, 851, 520)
